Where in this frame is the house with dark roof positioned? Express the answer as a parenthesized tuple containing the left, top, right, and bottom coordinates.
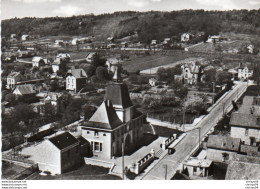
(230, 112, 260, 146)
(23, 132, 81, 174)
(65, 69, 87, 93)
(12, 84, 36, 96)
(86, 52, 97, 63)
(206, 135, 241, 162)
(32, 56, 46, 67)
(79, 83, 146, 159)
(6, 72, 23, 89)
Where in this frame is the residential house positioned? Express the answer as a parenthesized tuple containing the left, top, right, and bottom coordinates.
(32, 57, 46, 67)
(56, 53, 70, 63)
(86, 52, 97, 63)
(206, 135, 241, 162)
(225, 154, 260, 180)
(230, 112, 260, 146)
(10, 34, 17, 39)
(80, 83, 146, 159)
(2, 54, 17, 63)
(6, 72, 23, 89)
(237, 64, 253, 80)
(207, 35, 220, 43)
(22, 132, 81, 175)
(21, 34, 29, 41)
(106, 58, 122, 73)
(65, 69, 87, 93)
(181, 62, 204, 85)
(182, 157, 212, 178)
(149, 78, 159, 87)
(151, 40, 157, 45)
(71, 38, 78, 45)
(52, 58, 66, 73)
(247, 44, 254, 54)
(12, 84, 36, 96)
(181, 33, 192, 42)
(55, 40, 64, 46)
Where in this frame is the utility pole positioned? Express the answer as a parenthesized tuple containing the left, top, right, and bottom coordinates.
(164, 164, 167, 180)
(183, 105, 186, 132)
(222, 102, 225, 116)
(122, 141, 125, 180)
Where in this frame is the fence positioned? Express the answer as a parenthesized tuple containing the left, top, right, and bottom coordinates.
(8, 164, 38, 180)
(130, 150, 155, 175)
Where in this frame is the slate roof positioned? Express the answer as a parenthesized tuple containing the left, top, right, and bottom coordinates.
(105, 83, 133, 109)
(82, 100, 123, 130)
(225, 156, 260, 180)
(230, 112, 260, 129)
(207, 135, 241, 152)
(77, 136, 90, 146)
(14, 84, 36, 95)
(49, 132, 79, 150)
(66, 69, 87, 78)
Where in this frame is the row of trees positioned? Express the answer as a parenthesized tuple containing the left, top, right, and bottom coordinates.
(3, 10, 260, 43)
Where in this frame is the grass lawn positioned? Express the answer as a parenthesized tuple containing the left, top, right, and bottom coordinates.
(2, 161, 27, 180)
(122, 51, 202, 72)
(30, 165, 121, 180)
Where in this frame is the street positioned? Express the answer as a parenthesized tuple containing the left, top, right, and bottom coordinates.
(139, 82, 248, 180)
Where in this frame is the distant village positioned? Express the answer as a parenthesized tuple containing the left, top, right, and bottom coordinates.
(1, 29, 260, 180)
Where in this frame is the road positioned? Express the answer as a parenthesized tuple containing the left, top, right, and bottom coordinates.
(139, 82, 248, 180)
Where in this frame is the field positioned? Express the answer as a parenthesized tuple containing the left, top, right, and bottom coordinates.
(122, 51, 203, 73)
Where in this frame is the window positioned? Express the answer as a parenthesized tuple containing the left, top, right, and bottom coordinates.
(100, 143, 102, 152)
(87, 131, 90, 134)
(103, 133, 106, 136)
(94, 142, 99, 151)
(94, 131, 99, 137)
(245, 128, 249, 136)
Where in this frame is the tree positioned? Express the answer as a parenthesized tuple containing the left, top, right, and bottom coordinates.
(216, 71, 232, 85)
(96, 66, 109, 81)
(81, 64, 96, 77)
(184, 95, 207, 115)
(91, 54, 106, 68)
(5, 93, 16, 103)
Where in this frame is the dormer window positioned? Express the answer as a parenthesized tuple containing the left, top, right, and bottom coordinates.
(94, 131, 99, 137)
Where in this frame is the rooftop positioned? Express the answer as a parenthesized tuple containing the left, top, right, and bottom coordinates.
(207, 135, 241, 152)
(230, 112, 260, 129)
(48, 132, 79, 150)
(14, 84, 36, 95)
(105, 83, 133, 109)
(81, 100, 124, 130)
(66, 69, 87, 78)
(183, 157, 212, 168)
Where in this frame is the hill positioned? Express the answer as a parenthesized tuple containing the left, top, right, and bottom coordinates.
(2, 10, 260, 43)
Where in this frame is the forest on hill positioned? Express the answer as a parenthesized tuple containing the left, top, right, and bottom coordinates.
(2, 9, 260, 43)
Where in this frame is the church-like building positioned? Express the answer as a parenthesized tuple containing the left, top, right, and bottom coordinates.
(79, 83, 146, 159)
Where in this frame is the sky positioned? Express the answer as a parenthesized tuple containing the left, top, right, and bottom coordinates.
(2, 0, 260, 20)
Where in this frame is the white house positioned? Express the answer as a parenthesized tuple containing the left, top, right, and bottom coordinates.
(237, 65, 253, 80)
(32, 56, 46, 67)
(21, 35, 29, 41)
(230, 112, 260, 146)
(6, 72, 23, 89)
(149, 78, 158, 87)
(22, 132, 81, 175)
(65, 69, 87, 93)
(181, 33, 191, 42)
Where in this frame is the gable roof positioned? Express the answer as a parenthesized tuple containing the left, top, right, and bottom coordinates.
(82, 100, 123, 130)
(32, 56, 43, 62)
(48, 132, 79, 150)
(230, 112, 260, 129)
(7, 72, 21, 78)
(66, 69, 87, 78)
(207, 135, 241, 152)
(14, 84, 36, 95)
(105, 83, 133, 109)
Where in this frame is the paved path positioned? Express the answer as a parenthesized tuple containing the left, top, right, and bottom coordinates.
(140, 57, 204, 75)
(139, 82, 248, 180)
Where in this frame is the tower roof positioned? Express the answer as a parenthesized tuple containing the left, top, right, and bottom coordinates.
(105, 83, 133, 109)
(83, 100, 123, 130)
